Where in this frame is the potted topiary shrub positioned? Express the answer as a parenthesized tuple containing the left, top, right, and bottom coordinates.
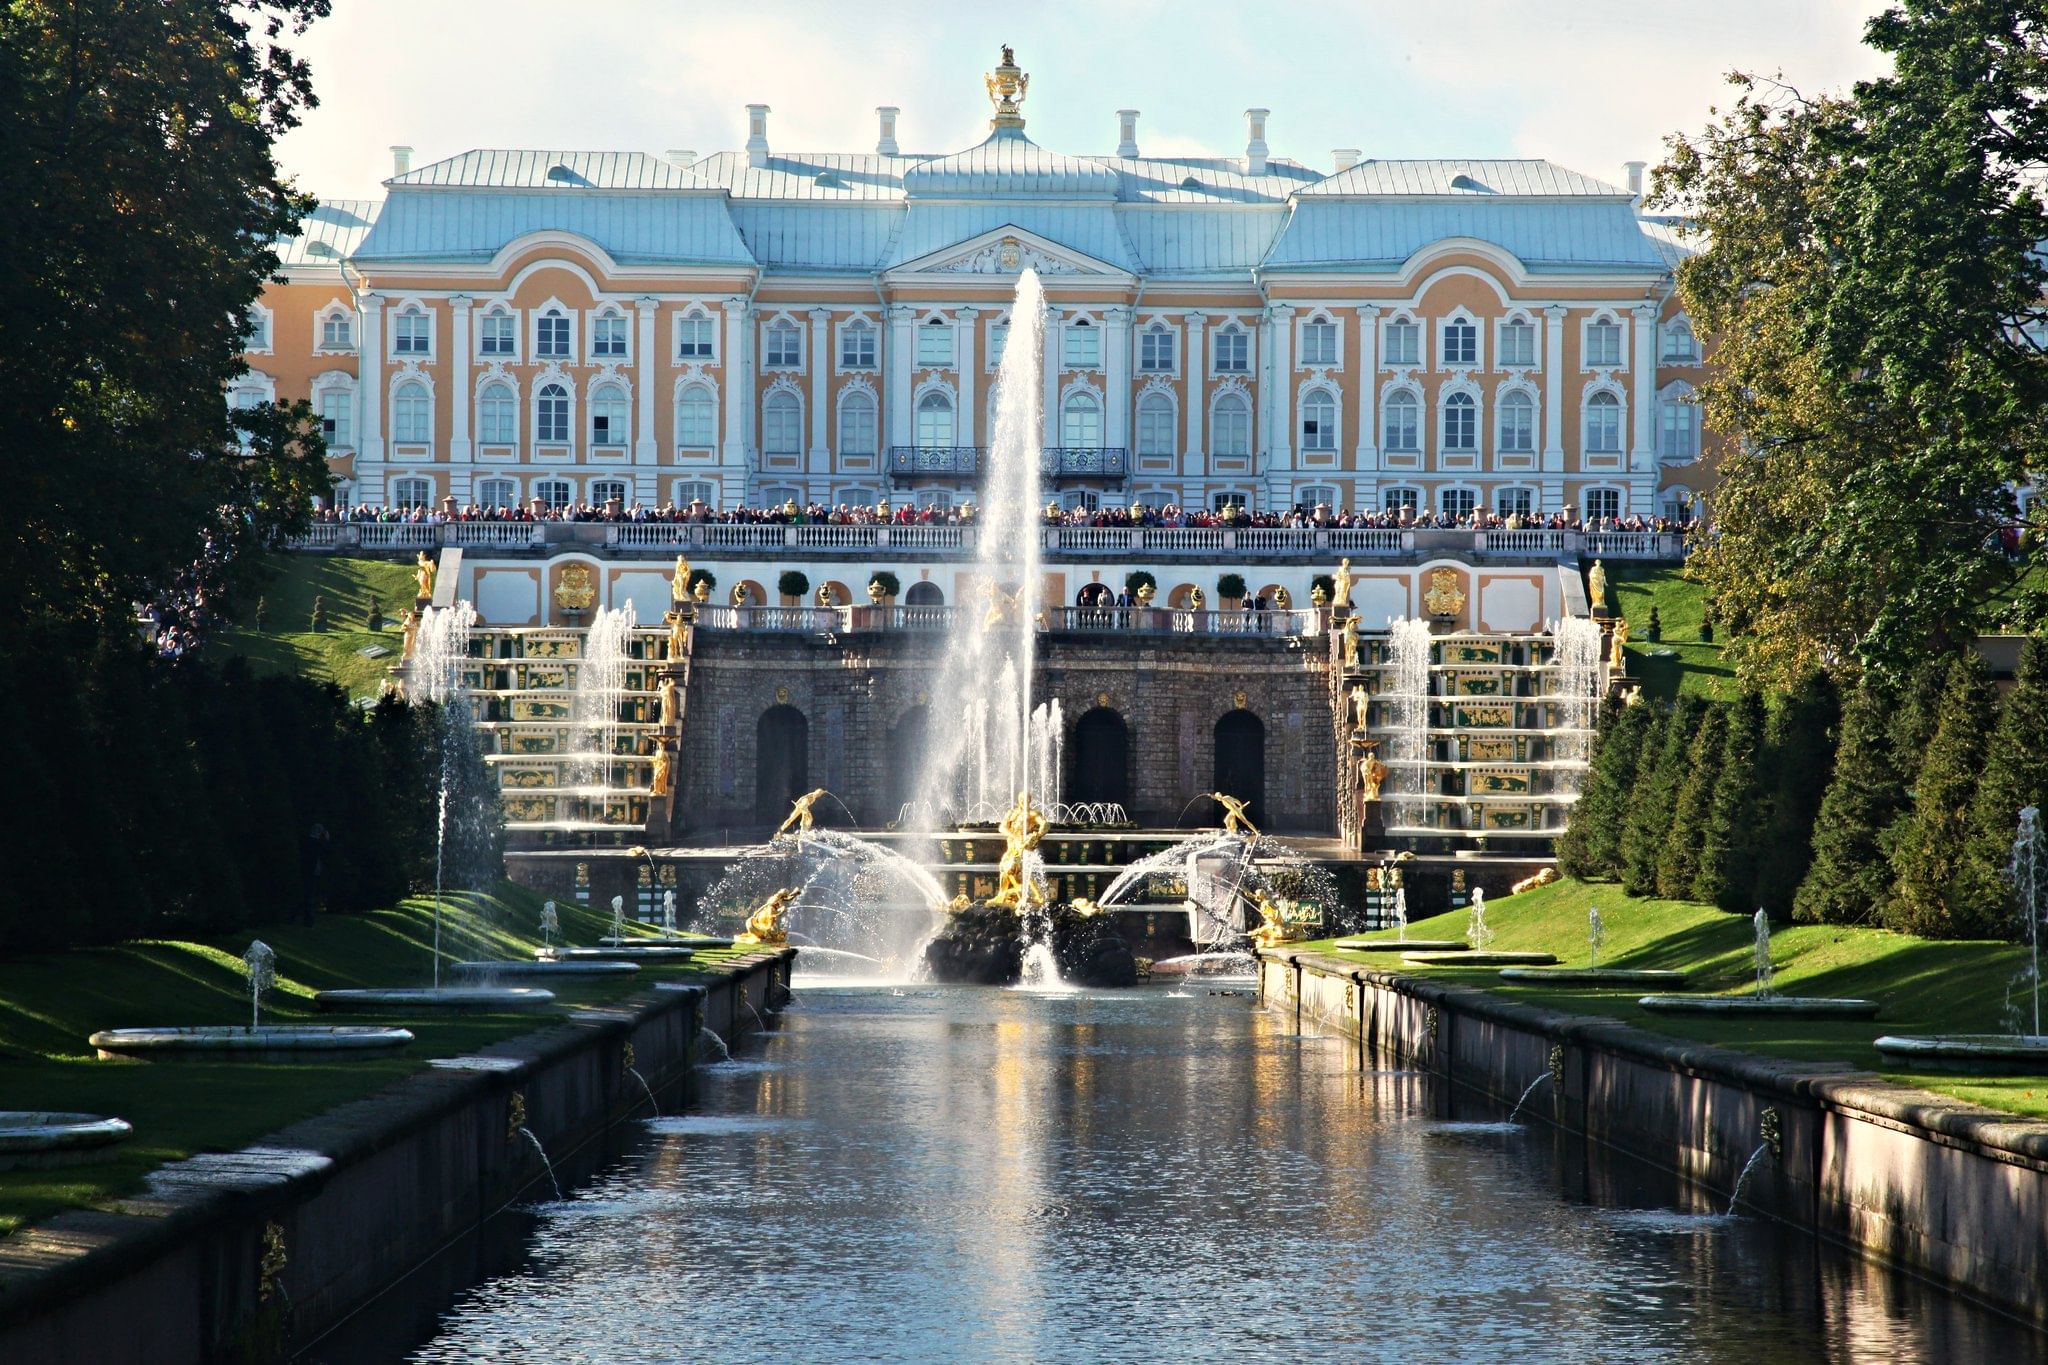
(777, 569, 809, 606)
(1217, 572, 1248, 609)
(310, 595, 328, 632)
(1311, 573, 1335, 609)
(1646, 605, 1662, 642)
(868, 569, 901, 603)
(688, 568, 716, 603)
(365, 594, 382, 631)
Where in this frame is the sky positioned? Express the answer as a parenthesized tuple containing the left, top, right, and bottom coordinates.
(276, 0, 1893, 199)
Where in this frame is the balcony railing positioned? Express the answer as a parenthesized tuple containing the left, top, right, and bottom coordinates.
(887, 446, 983, 480)
(690, 603, 1326, 637)
(1042, 447, 1129, 481)
(354, 523, 441, 551)
(445, 522, 542, 549)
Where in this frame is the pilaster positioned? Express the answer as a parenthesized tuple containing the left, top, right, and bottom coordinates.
(448, 296, 472, 463)
(721, 297, 751, 472)
(635, 298, 659, 469)
(808, 307, 832, 474)
(1543, 304, 1567, 472)
(1355, 304, 1381, 472)
(956, 307, 979, 450)
(1183, 312, 1207, 476)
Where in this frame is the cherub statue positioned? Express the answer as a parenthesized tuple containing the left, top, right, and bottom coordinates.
(776, 787, 830, 839)
(1210, 791, 1260, 840)
(736, 887, 798, 947)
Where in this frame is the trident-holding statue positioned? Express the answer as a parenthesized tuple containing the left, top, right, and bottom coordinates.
(1210, 791, 1260, 841)
(776, 787, 830, 839)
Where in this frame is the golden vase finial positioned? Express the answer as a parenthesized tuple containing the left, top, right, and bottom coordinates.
(985, 45, 1028, 131)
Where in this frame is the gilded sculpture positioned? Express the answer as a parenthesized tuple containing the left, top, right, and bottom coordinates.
(1360, 744, 1389, 802)
(1332, 558, 1354, 608)
(670, 555, 693, 604)
(1210, 791, 1260, 840)
(659, 676, 681, 727)
(649, 745, 672, 797)
(988, 791, 1049, 908)
(664, 609, 689, 660)
(984, 45, 1028, 128)
(776, 787, 830, 839)
(732, 582, 752, 607)
(1423, 568, 1467, 617)
(1348, 684, 1370, 731)
(554, 563, 596, 611)
(735, 887, 798, 947)
(414, 550, 436, 603)
(1587, 560, 1610, 615)
(1610, 617, 1630, 670)
(981, 580, 1025, 628)
(1343, 616, 1361, 668)
(399, 608, 421, 662)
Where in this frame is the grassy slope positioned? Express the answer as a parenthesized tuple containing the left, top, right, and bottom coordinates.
(1608, 565, 1735, 701)
(1305, 875, 2048, 1119)
(214, 555, 417, 698)
(0, 886, 758, 1238)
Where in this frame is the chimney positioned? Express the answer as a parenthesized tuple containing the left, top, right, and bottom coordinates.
(1332, 148, 1360, 173)
(746, 104, 771, 168)
(1244, 108, 1270, 174)
(876, 106, 900, 156)
(666, 149, 696, 169)
(1624, 159, 1647, 199)
(390, 145, 413, 177)
(1116, 109, 1140, 159)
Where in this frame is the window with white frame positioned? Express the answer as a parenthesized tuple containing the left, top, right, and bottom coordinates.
(836, 486, 879, 507)
(1442, 392, 1478, 453)
(1441, 318, 1477, 367)
(765, 321, 802, 369)
(479, 311, 516, 357)
(1301, 317, 1338, 366)
(1212, 491, 1249, 513)
(592, 312, 628, 359)
(536, 309, 570, 360)
(319, 310, 353, 351)
(317, 387, 352, 448)
(589, 479, 627, 507)
(839, 390, 877, 456)
(1212, 393, 1251, 457)
(677, 314, 715, 359)
(916, 317, 954, 367)
(1300, 390, 1336, 451)
(1136, 393, 1174, 458)
(1140, 324, 1175, 372)
(534, 479, 573, 510)
(1585, 317, 1623, 367)
(392, 476, 432, 508)
(1659, 393, 1700, 460)
(1584, 488, 1622, 520)
(1498, 391, 1535, 455)
(986, 322, 1010, 369)
(1298, 484, 1339, 511)
(393, 306, 431, 356)
(245, 306, 271, 351)
(229, 383, 267, 413)
(1661, 319, 1698, 362)
(1214, 325, 1248, 373)
(676, 384, 715, 448)
(1061, 392, 1103, 448)
(1441, 488, 1477, 518)
(840, 322, 876, 369)
(536, 383, 570, 444)
(1496, 487, 1534, 517)
(590, 383, 628, 446)
(1064, 490, 1101, 512)
(1584, 390, 1623, 453)
(479, 381, 516, 444)
(1659, 485, 1691, 521)
(762, 392, 801, 455)
(1383, 390, 1420, 452)
(1383, 487, 1419, 512)
(393, 380, 430, 443)
(477, 478, 518, 509)
(915, 392, 955, 448)
(1499, 316, 1536, 367)
(1062, 318, 1099, 369)
(1384, 316, 1420, 366)
(675, 480, 716, 506)
(916, 489, 954, 510)
(330, 481, 355, 511)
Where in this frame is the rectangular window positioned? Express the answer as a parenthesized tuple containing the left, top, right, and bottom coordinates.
(1442, 489, 1476, 518)
(536, 313, 570, 359)
(677, 316, 715, 359)
(1062, 323, 1099, 369)
(317, 389, 351, 447)
(394, 311, 430, 355)
(535, 480, 572, 510)
(320, 313, 352, 350)
(1499, 398, 1535, 454)
(1499, 320, 1535, 367)
(592, 315, 628, 358)
(480, 390, 515, 444)
(1212, 401, 1251, 457)
(1442, 321, 1477, 367)
(840, 326, 876, 369)
(1136, 402, 1174, 457)
(916, 321, 955, 367)
(1383, 488, 1418, 512)
(677, 392, 716, 447)
(1586, 320, 1623, 367)
(1301, 321, 1337, 366)
(479, 313, 516, 356)
(766, 325, 802, 369)
(1660, 401, 1700, 460)
(1384, 320, 1419, 367)
(1214, 329, 1248, 373)
(1585, 489, 1622, 520)
(1384, 400, 1419, 453)
(245, 308, 270, 351)
(988, 324, 1009, 368)
(1139, 328, 1175, 372)
(1497, 487, 1534, 517)
(1212, 491, 1248, 513)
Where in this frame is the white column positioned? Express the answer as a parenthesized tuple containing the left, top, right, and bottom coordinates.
(1543, 305, 1567, 471)
(1264, 303, 1295, 483)
(448, 296, 472, 465)
(635, 299, 658, 477)
(1355, 304, 1380, 472)
(1104, 305, 1132, 456)
(1042, 301, 1061, 452)
(359, 294, 385, 475)
(720, 297, 750, 473)
(956, 306, 979, 450)
(1183, 312, 1206, 477)
(807, 307, 832, 480)
(886, 304, 916, 452)
(1630, 302, 1658, 470)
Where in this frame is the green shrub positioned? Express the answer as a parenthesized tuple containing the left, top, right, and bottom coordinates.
(1955, 637, 2048, 938)
(1620, 699, 1704, 897)
(1557, 700, 1657, 880)
(1889, 654, 1998, 938)
(1795, 680, 1907, 925)
(777, 569, 809, 599)
(1646, 605, 1662, 642)
(688, 568, 716, 595)
(309, 595, 327, 632)
(1694, 690, 1769, 911)
(1311, 573, 1335, 602)
(1656, 704, 1727, 899)
(1755, 671, 1840, 916)
(364, 594, 381, 630)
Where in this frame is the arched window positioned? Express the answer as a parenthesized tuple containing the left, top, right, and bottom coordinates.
(535, 308, 570, 359)
(1585, 391, 1623, 453)
(676, 384, 716, 448)
(1441, 317, 1477, 367)
(1662, 319, 1698, 362)
(763, 391, 802, 455)
(1140, 323, 1176, 372)
(533, 479, 572, 510)
(1441, 392, 1477, 453)
(1497, 486, 1535, 517)
(1062, 392, 1102, 448)
(391, 476, 432, 508)
(1213, 324, 1249, 373)
(392, 305, 429, 356)
(318, 307, 353, 351)
(915, 391, 955, 448)
(479, 381, 516, 445)
(839, 389, 877, 457)
(675, 480, 716, 507)
(1298, 484, 1339, 511)
(590, 382, 628, 447)
(1137, 393, 1175, 458)
(1498, 315, 1536, 367)
(1063, 318, 1100, 369)
(1584, 488, 1623, 520)
(765, 320, 801, 369)
(536, 383, 570, 444)
(591, 309, 628, 359)
(393, 380, 430, 443)
(1212, 393, 1251, 457)
(476, 478, 518, 508)
(1383, 390, 1419, 452)
(1383, 487, 1419, 512)
(315, 383, 353, 448)
(1585, 316, 1623, 368)
(1383, 314, 1421, 367)
(1301, 315, 1338, 366)
(1498, 391, 1535, 455)
(1300, 390, 1336, 451)
(478, 307, 515, 357)
(917, 316, 954, 367)
(840, 321, 876, 369)
(1441, 488, 1477, 518)
(1659, 389, 1700, 461)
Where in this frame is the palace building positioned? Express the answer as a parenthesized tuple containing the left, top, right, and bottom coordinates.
(248, 49, 1714, 523)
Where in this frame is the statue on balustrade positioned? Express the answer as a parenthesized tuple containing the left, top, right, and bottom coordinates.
(649, 745, 672, 797)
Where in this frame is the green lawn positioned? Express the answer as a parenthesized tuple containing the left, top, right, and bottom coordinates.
(1305, 874, 2048, 1118)
(1605, 565, 1735, 701)
(215, 554, 417, 698)
(0, 885, 756, 1238)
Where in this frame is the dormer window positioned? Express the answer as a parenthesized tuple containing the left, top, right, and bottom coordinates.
(1062, 318, 1100, 369)
(1301, 317, 1337, 367)
(592, 313, 628, 359)
(1441, 318, 1477, 367)
(536, 309, 570, 359)
(1140, 323, 1175, 372)
(916, 317, 954, 367)
(766, 320, 802, 369)
(1384, 316, 1420, 367)
(393, 306, 431, 356)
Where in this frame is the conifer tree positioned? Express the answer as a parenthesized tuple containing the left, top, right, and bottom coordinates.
(1557, 700, 1658, 879)
(1754, 671, 1841, 915)
(1694, 690, 1770, 911)
(1888, 654, 1952, 769)
(1620, 699, 1704, 897)
(1793, 680, 1905, 925)
(1953, 637, 2048, 937)
(1888, 654, 1997, 938)
(1658, 705, 1728, 899)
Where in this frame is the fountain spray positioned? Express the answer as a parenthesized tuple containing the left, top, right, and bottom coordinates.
(245, 940, 276, 1032)
(2013, 806, 2043, 1037)
(1752, 909, 1774, 999)
(1587, 905, 1605, 969)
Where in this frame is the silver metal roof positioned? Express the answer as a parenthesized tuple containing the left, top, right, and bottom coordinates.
(902, 131, 1121, 199)
(686, 151, 929, 202)
(1300, 159, 1629, 199)
(274, 198, 380, 267)
(1263, 200, 1669, 274)
(354, 190, 754, 267)
(1118, 205, 1287, 277)
(728, 203, 904, 272)
(1100, 157, 1319, 205)
(389, 150, 702, 191)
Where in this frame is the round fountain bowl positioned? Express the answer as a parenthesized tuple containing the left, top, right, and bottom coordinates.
(1637, 994, 1878, 1017)
(0, 1112, 134, 1169)
(89, 1025, 414, 1062)
(536, 946, 697, 963)
(1872, 1034, 2048, 1074)
(315, 987, 557, 1013)
(1499, 968, 1690, 988)
(450, 960, 640, 979)
(1402, 951, 1558, 967)
(1335, 939, 1468, 954)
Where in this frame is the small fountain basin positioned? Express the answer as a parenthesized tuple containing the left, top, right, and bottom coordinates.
(90, 1025, 414, 1062)
(450, 960, 640, 979)
(1335, 939, 1468, 954)
(1403, 951, 1558, 967)
(0, 1112, 134, 1169)
(1638, 995, 1878, 1017)
(1872, 1034, 2048, 1074)
(1500, 968, 1690, 988)
(537, 946, 697, 963)
(315, 987, 557, 1012)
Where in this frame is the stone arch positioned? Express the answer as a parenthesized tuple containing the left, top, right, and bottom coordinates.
(1212, 709, 1265, 829)
(1167, 582, 1201, 609)
(754, 704, 809, 825)
(904, 580, 944, 606)
(1068, 706, 1130, 806)
(886, 705, 931, 821)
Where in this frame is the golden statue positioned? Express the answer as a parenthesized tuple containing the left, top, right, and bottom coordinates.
(1343, 616, 1361, 668)
(1610, 617, 1630, 670)
(659, 676, 681, 727)
(1360, 743, 1389, 803)
(399, 608, 421, 661)
(988, 791, 1049, 908)
(1332, 558, 1354, 608)
(1249, 891, 1316, 949)
(1588, 560, 1611, 615)
(985, 45, 1028, 129)
(731, 582, 752, 607)
(1349, 684, 1370, 731)
(664, 610, 690, 660)
(415, 550, 437, 603)
(1273, 586, 1290, 611)
(981, 580, 1024, 629)
(776, 787, 829, 839)
(1190, 587, 1206, 610)
(649, 745, 672, 797)
(1423, 568, 1467, 617)
(816, 582, 838, 608)
(736, 887, 798, 947)
(554, 563, 596, 610)
(1210, 791, 1260, 840)
(670, 555, 693, 604)
(692, 579, 710, 603)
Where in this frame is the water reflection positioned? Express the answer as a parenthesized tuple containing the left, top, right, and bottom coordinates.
(394, 988, 2035, 1363)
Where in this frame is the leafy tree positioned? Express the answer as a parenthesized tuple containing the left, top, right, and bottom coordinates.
(1657, 705, 1728, 899)
(1620, 699, 1705, 897)
(1954, 636, 2048, 936)
(1656, 2, 2047, 686)
(1754, 670, 1841, 915)
(1890, 654, 1998, 937)
(1694, 690, 1770, 910)
(1558, 700, 1659, 879)
(1795, 680, 1906, 924)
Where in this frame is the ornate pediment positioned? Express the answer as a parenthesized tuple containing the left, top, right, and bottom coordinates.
(930, 236, 1088, 276)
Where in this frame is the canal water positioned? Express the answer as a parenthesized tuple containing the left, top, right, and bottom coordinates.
(382, 984, 2034, 1363)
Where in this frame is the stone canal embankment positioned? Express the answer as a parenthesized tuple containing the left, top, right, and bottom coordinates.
(0, 950, 794, 1365)
(1262, 949, 2048, 1326)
